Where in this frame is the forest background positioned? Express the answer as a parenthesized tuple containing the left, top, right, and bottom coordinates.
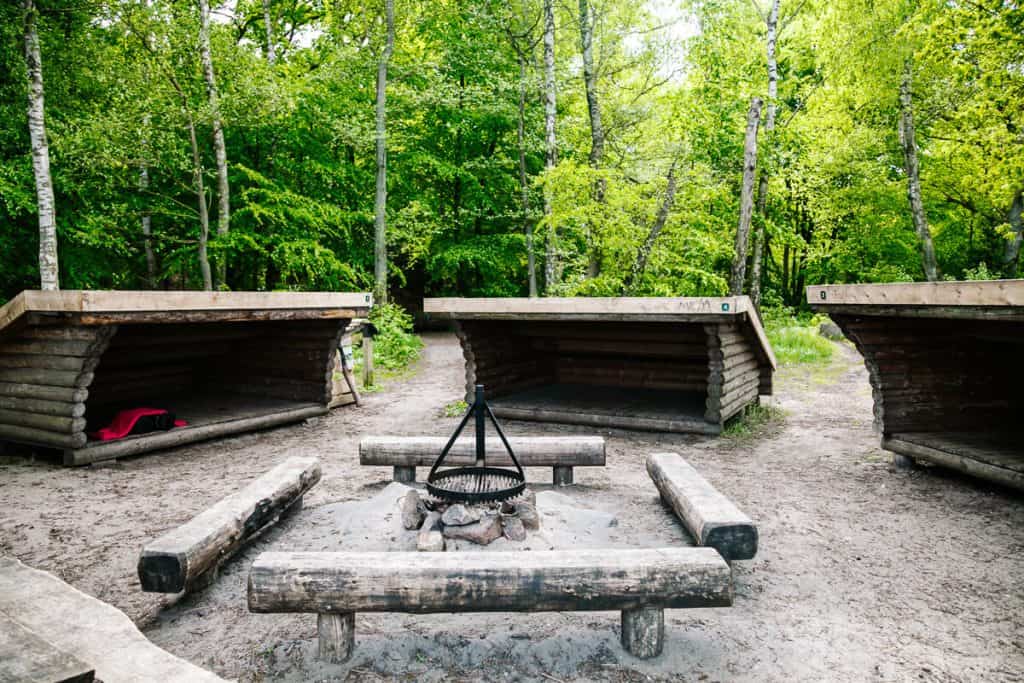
(2, 0, 1022, 319)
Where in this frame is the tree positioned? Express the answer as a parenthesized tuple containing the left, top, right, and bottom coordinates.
(22, 0, 59, 291)
(730, 97, 761, 295)
(749, 0, 780, 309)
(198, 0, 231, 288)
(374, 0, 395, 304)
(542, 0, 558, 294)
(898, 61, 938, 282)
(622, 160, 678, 294)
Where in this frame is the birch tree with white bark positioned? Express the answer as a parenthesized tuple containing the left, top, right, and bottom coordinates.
(198, 0, 231, 288)
(22, 0, 59, 291)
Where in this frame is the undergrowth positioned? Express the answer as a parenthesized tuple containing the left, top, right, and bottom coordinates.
(354, 302, 424, 389)
(723, 403, 787, 440)
(762, 307, 835, 366)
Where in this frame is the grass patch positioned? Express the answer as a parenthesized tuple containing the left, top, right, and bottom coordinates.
(763, 307, 835, 366)
(442, 399, 468, 417)
(723, 403, 786, 440)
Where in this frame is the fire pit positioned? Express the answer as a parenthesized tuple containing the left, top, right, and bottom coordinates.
(426, 385, 526, 505)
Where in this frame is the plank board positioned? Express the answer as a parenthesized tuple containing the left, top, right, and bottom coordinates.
(807, 280, 1024, 308)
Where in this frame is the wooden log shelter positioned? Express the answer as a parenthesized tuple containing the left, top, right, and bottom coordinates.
(808, 280, 1024, 491)
(0, 290, 371, 465)
(424, 297, 776, 434)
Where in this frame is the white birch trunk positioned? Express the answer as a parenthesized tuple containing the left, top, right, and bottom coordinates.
(517, 54, 538, 298)
(139, 163, 157, 288)
(187, 114, 213, 292)
(729, 97, 762, 296)
(263, 0, 275, 64)
(542, 0, 559, 294)
(898, 62, 938, 282)
(1003, 190, 1023, 277)
(579, 0, 605, 279)
(750, 0, 780, 310)
(23, 0, 59, 291)
(373, 0, 394, 306)
(199, 0, 230, 288)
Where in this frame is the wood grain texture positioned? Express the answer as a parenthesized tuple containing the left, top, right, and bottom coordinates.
(139, 457, 321, 593)
(359, 436, 605, 467)
(248, 548, 733, 613)
(807, 279, 1024, 308)
(647, 452, 757, 561)
(620, 606, 664, 659)
(0, 615, 95, 683)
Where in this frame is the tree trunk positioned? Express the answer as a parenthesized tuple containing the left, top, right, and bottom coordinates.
(622, 162, 678, 294)
(198, 0, 230, 288)
(1002, 190, 1023, 277)
(139, 162, 157, 288)
(22, 0, 59, 291)
(517, 54, 538, 297)
(729, 97, 762, 296)
(373, 0, 395, 305)
(750, 0, 780, 310)
(898, 62, 938, 282)
(579, 0, 605, 279)
(186, 113, 213, 291)
(262, 0, 275, 64)
(542, 0, 559, 295)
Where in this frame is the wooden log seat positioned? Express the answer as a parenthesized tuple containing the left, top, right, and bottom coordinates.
(423, 297, 777, 435)
(0, 290, 371, 465)
(138, 457, 320, 593)
(247, 548, 733, 661)
(0, 615, 95, 683)
(359, 435, 606, 486)
(646, 453, 758, 561)
(808, 280, 1024, 491)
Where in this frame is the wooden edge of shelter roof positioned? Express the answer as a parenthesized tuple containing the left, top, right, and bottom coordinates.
(808, 279, 1024, 492)
(0, 290, 372, 466)
(423, 296, 777, 436)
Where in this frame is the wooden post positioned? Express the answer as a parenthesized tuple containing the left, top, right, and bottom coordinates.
(552, 465, 573, 486)
(892, 452, 915, 470)
(317, 612, 355, 663)
(393, 465, 415, 483)
(620, 606, 664, 659)
(361, 335, 375, 387)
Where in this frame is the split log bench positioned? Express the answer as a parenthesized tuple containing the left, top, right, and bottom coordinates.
(424, 297, 777, 435)
(138, 457, 320, 593)
(0, 290, 371, 465)
(646, 453, 758, 561)
(248, 548, 733, 661)
(359, 435, 606, 485)
(0, 615, 95, 683)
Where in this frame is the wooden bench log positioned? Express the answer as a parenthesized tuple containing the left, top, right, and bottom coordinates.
(646, 452, 758, 561)
(248, 548, 732, 662)
(0, 615, 95, 683)
(359, 435, 606, 486)
(138, 457, 321, 593)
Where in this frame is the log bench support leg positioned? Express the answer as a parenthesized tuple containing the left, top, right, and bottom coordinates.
(892, 453, 915, 470)
(552, 465, 573, 487)
(318, 612, 355, 663)
(393, 466, 416, 483)
(281, 495, 304, 517)
(620, 606, 664, 659)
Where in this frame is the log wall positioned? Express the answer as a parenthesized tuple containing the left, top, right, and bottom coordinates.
(831, 315, 1024, 434)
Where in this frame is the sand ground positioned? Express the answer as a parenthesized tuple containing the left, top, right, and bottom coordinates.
(1, 332, 1022, 682)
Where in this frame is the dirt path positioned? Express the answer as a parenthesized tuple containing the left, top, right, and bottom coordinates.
(1, 332, 1022, 681)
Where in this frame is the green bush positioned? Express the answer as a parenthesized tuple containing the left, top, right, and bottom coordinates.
(367, 303, 424, 372)
(763, 307, 835, 365)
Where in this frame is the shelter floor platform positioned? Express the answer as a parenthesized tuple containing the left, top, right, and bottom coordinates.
(68, 393, 324, 466)
(490, 383, 720, 434)
(885, 431, 1024, 491)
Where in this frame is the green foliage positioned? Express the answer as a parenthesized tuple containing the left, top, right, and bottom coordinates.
(367, 302, 424, 372)
(723, 403, 786, 440)
(763, 308, 835, 366)
(443, 400, 468, 417)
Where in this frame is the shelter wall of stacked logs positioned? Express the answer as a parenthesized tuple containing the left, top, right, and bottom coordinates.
(0, 316, 348, 463)
(454, 319, 771, 431)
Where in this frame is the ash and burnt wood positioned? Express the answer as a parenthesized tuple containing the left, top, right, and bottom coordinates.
(452, 317, 771, 434)
(647, 452, 758, 561)
(247, 547, 733, 613)
(0, 615, 95, 683)
(138, 457, 321, 593)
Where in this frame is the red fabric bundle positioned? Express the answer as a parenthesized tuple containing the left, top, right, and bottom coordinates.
(90, 407, 187, 442)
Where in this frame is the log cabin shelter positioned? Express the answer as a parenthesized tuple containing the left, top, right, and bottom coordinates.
(0, 290, 372, 466)
(808, 280, 1024, 492)
(424, 297, 777, 435)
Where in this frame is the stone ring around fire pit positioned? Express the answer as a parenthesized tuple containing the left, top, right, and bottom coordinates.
(247, 547, 733, 662)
